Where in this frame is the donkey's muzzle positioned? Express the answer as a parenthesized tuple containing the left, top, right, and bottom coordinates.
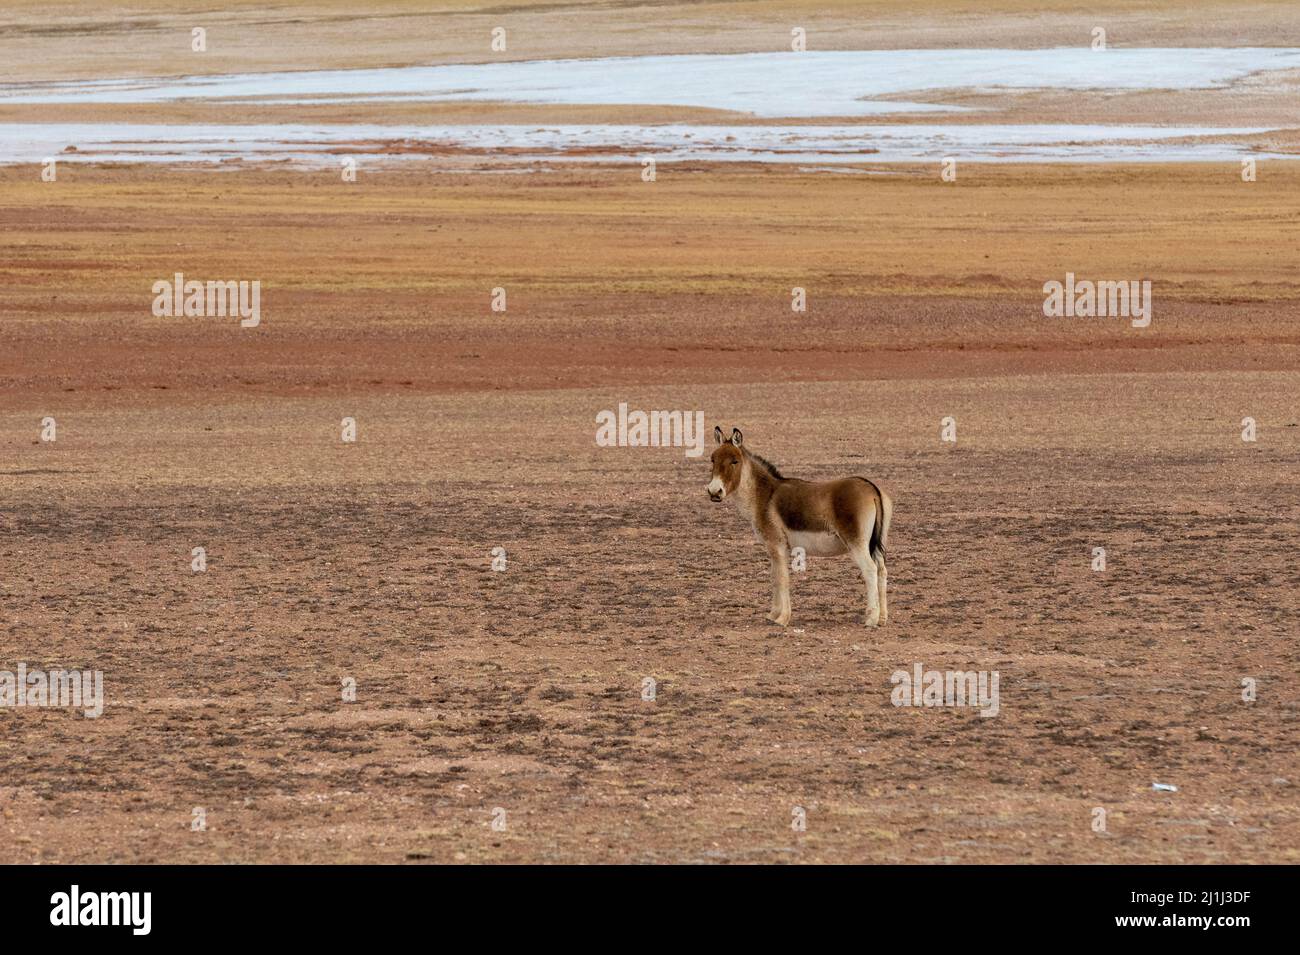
(708, 490, 723, 503)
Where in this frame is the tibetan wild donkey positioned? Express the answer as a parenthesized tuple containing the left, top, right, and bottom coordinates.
(707, 427, 891, 627)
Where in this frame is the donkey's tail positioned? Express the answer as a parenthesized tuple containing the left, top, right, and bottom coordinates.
(860, 478, 890, 561)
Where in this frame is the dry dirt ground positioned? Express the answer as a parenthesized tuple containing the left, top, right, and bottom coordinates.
(6, 0, 1298, 83)
(1, 162, 1297, 863)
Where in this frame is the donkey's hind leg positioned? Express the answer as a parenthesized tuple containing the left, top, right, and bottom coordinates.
(847, 539, 881, 628)
(873, 547, 888, 626)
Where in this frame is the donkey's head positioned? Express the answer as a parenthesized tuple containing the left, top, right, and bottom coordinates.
(707, 426, 745, 502)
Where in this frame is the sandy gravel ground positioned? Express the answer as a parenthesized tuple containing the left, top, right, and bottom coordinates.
(1, 160, 1297, 862)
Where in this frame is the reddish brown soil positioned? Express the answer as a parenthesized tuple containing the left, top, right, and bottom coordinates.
(0, 164, 1297, 862)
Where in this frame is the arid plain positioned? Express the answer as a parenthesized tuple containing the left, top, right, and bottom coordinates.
(1, 1, 1298, 862)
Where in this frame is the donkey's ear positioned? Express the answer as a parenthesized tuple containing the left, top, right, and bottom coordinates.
(714, 425, 724, 445)
(730, 428, 743, 446)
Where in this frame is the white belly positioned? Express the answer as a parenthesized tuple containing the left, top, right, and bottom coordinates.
(786, 530, 847, 558)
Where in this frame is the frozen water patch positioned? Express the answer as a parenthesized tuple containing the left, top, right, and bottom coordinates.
(4, 48, 1300, 117)
(5, 48, 1295, 166)
(0, 123, 1286, 166)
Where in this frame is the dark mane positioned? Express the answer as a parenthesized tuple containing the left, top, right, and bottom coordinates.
(747, 450, 785, 480)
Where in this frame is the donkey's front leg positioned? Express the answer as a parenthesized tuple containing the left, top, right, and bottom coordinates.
(765, 538, 792, 627)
